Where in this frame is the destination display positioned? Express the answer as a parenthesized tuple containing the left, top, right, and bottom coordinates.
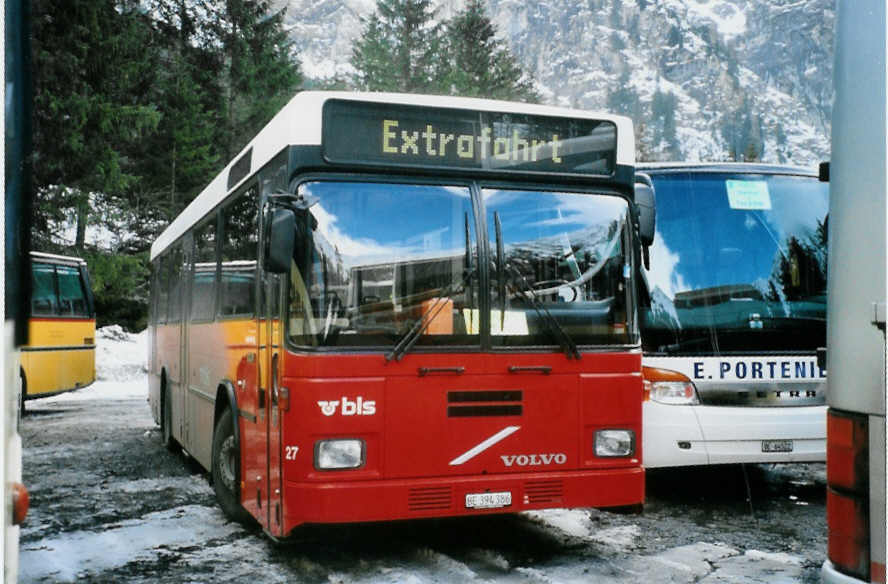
(322, 99, 617, 175)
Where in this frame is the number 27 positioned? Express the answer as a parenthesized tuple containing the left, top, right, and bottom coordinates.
(285, 446, 299, 460)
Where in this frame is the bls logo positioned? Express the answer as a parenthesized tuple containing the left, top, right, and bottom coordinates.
(317, 396, 376, 417)
(318, 401, 339, 416)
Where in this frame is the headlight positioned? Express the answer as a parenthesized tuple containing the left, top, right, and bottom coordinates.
(595, 429, 635, 457)
(648, 380, 700, 405)
(643, 366, 700, 405)
(315, 439, 365, 470)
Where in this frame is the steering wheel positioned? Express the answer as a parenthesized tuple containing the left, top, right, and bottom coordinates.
(530, 279, 577, 302)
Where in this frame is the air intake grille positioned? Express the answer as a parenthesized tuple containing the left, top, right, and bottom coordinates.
(524, 479, 564, 504)
(447, 391, 523, 417)
(408, 486, 452, 512)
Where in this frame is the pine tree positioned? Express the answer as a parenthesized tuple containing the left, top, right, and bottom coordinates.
(31, 0, 161, 250)
(721, 98, 763, 162)
(442, 0, 539, 101)
(138, 0, 223, 225)
(650, 88, 681, 160)
(207, 0, 303, 159)
(350, 0, 443, 93)
(607, 70, 640, 118)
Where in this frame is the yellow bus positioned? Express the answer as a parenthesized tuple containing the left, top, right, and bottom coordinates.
(20, 251, 97, 405)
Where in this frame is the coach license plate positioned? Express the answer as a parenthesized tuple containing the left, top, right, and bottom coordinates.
(465, 491, 512, 509)
(762, 439, 793, 453)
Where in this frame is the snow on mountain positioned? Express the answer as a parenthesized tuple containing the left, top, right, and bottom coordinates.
(279, 0, 832, 166)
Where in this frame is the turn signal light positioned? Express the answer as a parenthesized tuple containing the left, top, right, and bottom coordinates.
(827, 487, 870, 581)
(827, 409, 868, 492)
(278, 387, 290, 412)
(825, 409, 871, 581)
(12, 482, 29, 525)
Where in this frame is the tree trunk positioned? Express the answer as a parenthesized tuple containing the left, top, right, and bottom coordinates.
(75, 199, 88, 250)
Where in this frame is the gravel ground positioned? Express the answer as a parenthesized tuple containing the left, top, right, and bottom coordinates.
(16, 329, 827, 583)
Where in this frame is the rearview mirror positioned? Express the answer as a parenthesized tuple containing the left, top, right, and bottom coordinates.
(634, 175, 656, 247)
(266, 208, 295, 274)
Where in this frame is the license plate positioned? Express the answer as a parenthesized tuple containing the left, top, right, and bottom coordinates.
(465, 491, 512, 509)
(762, 439, 793, 453)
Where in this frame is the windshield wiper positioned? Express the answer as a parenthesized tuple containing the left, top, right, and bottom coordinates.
(660, 335, 713, 354)
(386, 213, 475, 363)
(493, 212, 580, 360)
(494, 212, 507, 330)
(385, 266, 476, 362)
(507, 263, 581, 360)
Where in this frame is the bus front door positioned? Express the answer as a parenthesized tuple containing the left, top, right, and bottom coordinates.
(260, 273, 283, 535)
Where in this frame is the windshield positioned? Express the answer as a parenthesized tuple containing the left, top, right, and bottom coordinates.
(485, 189, 634, 348)
(641, 171, 828, 355)
(287, 181, 478, 348)
(287, 181, 635, 349)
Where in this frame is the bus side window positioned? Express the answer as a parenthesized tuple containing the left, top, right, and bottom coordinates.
(219, 186, 259, 317)
(56, 265, 89, 317)
(192, 216, 219, 322)
(31, 262, 57, 315)
(156, 255, 169, 324)
(149, 260, 157, 325)
(168, 246, 183, 323)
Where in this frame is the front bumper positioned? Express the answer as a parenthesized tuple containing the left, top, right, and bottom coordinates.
(283, 467, 643, 531)
(643, 402, 826, 468)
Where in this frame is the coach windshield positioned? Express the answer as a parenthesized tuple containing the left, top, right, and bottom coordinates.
(641, 172, 828, 355)
(286, 180, 635, 350)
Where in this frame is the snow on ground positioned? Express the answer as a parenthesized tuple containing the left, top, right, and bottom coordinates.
(19, 325, 819, 583)
(42, 325, 148, 402)
(19, 505, 241, 582)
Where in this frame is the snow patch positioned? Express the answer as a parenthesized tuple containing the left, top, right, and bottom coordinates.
(40, 326, 148, 403)
(523, 509, 594, 539)
(523, 509, 640, 551)
(743, 549, 804, 566)
(589, 525, 641, 549)
(19, 505, 242, 583)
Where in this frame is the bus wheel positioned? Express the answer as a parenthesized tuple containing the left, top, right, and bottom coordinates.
(162, 384, 179, 452)
(211, 409, 251, 524)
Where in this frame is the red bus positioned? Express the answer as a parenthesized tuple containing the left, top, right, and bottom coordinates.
(148, 92, 652, 537)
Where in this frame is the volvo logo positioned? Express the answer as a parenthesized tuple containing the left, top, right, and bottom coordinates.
(501, 453, 567, 467)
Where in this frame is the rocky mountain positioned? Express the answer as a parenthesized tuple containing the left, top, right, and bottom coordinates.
(279, 0, 833, 166)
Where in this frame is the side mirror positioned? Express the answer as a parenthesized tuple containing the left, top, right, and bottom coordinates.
(266, 208, 295, 274)
(634, 175, 656, 247)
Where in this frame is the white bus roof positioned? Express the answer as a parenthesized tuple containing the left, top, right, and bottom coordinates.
(30, 251, 87, 266)
(637, 161, 818, 176)
(150, 91, 635, 260)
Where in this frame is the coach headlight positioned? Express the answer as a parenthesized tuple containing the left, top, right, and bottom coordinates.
(643, 366, 701, 405)
(315, 439, 365, 470)
(594, 429, 635, 457)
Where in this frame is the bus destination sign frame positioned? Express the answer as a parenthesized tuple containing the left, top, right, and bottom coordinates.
(322, 99, 617, 177)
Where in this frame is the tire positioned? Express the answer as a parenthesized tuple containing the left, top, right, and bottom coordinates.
(211, 409, 252, 524)
(161, 383, 179, 452)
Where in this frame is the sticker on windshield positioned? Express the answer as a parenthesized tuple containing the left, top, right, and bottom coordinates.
(726, 180, 772, 210)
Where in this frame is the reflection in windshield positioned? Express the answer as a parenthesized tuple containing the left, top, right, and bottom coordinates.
(287, 181, 635, 349)
(641, 172, 828, 354)
(485, 189, 634, 348)
(288, 182, 477, 348)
